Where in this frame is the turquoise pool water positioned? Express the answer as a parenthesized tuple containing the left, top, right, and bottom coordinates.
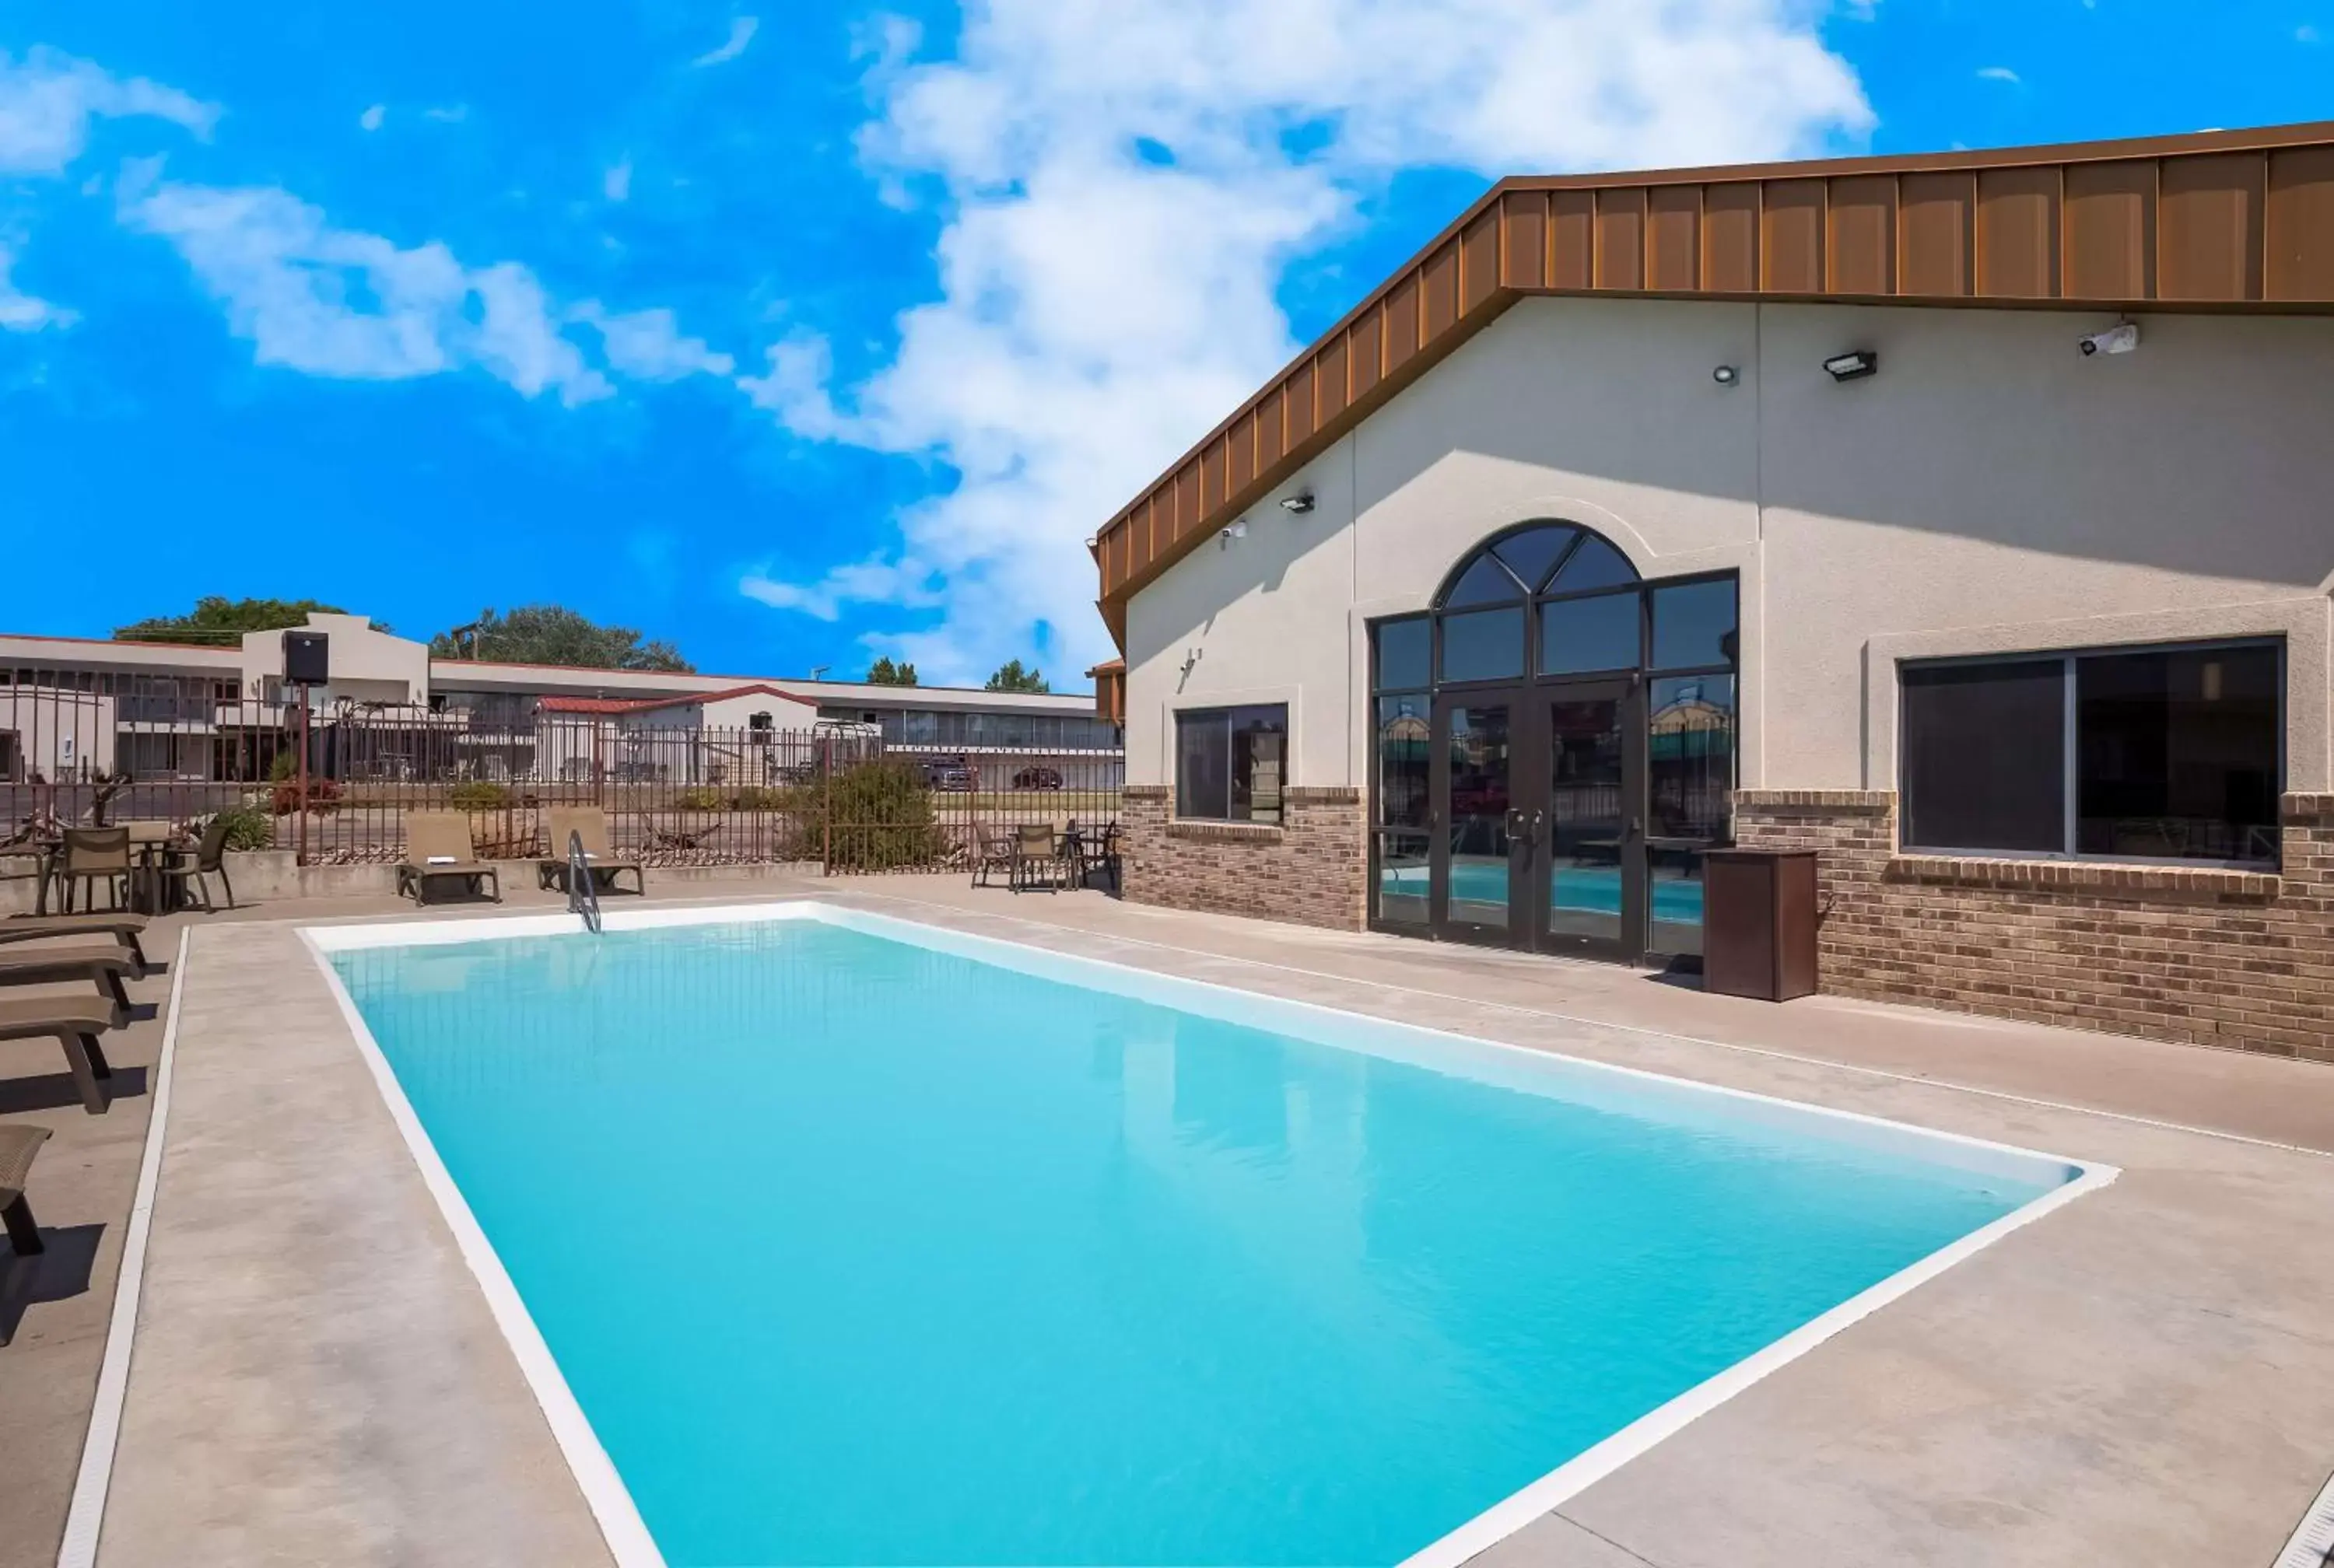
(328, 913, 2066, 1568)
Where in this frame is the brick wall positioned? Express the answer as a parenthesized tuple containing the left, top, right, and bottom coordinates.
(1733, 789, 2334, 1063)
(1119, 785, 1367, 931)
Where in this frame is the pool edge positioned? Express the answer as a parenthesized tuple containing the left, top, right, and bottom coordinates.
(297, 930, 667, 1568)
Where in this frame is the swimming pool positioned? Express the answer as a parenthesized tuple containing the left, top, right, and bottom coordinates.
(310, 904, 2108, 1568)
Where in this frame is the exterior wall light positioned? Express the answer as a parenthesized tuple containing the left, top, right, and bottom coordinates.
(1712, 365, 1740, 387)
(1823, 350, 1878, 382)
(1280, 491, 1316, 513)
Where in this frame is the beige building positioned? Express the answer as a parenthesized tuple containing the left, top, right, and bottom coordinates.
(0, 614, 1117, 786)
(1087, 122, 2334, 1061)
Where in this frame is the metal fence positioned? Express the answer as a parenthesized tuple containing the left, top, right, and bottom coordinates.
(1, 685, 1121, 876)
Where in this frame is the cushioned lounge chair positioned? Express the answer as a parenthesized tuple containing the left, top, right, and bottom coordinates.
(396, 813, 502, 906)
(0, 995, 116, 1115)
(0, 944, 137, 1015)
(0, 1125, 51, 1253)
(0, 913, 150, 973)
(538, 807, 644, 896)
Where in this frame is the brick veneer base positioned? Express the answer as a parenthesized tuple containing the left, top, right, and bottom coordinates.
(1119, 785, 1366, 931)
(1733, 789, 2334, 1063)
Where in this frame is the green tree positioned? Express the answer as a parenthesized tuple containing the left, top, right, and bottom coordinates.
(429, 606, 692, 672)
(983, 658, 1050, 694)
(114, 597, 373, 645)
(866, 656, 919, 686)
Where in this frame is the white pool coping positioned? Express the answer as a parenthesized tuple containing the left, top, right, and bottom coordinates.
(302, 899, 2118, 1568)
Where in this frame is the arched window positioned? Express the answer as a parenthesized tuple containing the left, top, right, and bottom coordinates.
(1367, 520, 1741, 953)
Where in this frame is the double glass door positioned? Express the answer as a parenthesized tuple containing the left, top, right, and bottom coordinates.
(1429, 680, 1647, 961)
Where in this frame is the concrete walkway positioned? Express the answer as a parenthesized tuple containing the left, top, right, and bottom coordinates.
(16, 877, 2334, 1566)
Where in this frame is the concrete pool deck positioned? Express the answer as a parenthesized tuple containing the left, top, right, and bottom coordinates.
(10, 877, 2332, 1566)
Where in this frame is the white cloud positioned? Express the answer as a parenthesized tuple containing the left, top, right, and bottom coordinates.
(0, 243, 77, 331)
(572, 303, 735, 380)
(359, 103, 385, 131)
(740, 558, 941, 622)
(745, 0, 1873, 681)
(0, 45, 216, 176)
(692, 17, 760, 67)
(1976, 65, 2021, 82)
(422, 103, 468, 123)
(120, 179, 614, 404)
(603, 156, 633, 201)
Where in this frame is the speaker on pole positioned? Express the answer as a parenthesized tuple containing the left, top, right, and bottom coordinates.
(283, 630, 330, 686)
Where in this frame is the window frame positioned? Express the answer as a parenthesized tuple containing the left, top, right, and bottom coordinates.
(1172, 702, 1291, 824)
(1898, 636, 2285, 869)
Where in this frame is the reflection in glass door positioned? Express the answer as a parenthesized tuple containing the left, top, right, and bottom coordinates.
(1432, 699, 1518, 943)
(1542, 685, 1635, 957)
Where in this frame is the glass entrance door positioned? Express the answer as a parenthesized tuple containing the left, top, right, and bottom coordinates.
(1537, 681, 1641, 961)
(1431, 696, 1524, 945)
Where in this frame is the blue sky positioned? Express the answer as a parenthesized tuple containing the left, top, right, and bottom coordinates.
(2, 2, 2325, 688)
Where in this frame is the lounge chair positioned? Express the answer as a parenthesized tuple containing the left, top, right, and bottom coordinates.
(1, 1125, 51, 1252)
(538, 807, 644, 896)
(160, 817, 237, 912)
(0, 944, 138, 1015)
(0, 995, 116, 1115)
(54, 828, 131, 915)
(0, 913, 151, 973)
(396, 813, 503, 906)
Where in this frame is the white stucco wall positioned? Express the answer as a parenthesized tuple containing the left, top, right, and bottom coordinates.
(1123, 296, 2334, 797)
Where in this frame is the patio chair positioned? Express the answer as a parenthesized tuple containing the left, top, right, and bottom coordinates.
(159, 817, 237, 912)
(1, 1124, 52, 1253)
(0, 994, 117, 1115)
(54, 828, 131, 915)
(0, 914, 152, 975)
(972, 828, 1016, 889)
(1009, 823, 1069, 894)
(395, 813, 503, 906)
(538, 807, 644, 896)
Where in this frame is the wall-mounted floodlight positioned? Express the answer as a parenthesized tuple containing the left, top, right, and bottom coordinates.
(1823, 350, 1878, 383)
(1712, 365, 1740, 387)
(1280, 491, 1316, 514)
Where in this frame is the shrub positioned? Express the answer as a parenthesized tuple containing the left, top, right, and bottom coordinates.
(730, 786, 787, 810)
(677, 785, 726, 810)
(271, 776, 341, 817)
(210, 802, 275, 851)
(448, 781, 512, 811)
(819, 758, 944, 870)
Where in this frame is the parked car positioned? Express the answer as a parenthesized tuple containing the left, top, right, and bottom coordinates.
(1012, 765, 1064, 790)
(923, 756, 972, 791)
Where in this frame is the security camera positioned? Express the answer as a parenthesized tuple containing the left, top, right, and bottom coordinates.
(2079, 323, 2140, 357)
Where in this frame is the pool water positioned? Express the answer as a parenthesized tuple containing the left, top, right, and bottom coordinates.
(328, 912, 2069, 1568)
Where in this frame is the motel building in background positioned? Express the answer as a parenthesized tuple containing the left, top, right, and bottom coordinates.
(1084, 121, 2334, 1062)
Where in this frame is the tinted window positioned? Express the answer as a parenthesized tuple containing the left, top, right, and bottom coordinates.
(1648, 674, 1733, 841)
(1540, 592, 1638, 674)
(2077, 645, 2279, 862)
(1547, 534, 1638, 594)
(1901, 660, 2066, 852)
(1491, 525, 1576, 592)
(1374, 617, 1430, 690)
(1375, 694, 1431, 829)
(1176, 705, 1288, 823)
(1444, 553, 1526, 607)
(1651, 579, 1737, 670)
(1442, 607, 1525, 683)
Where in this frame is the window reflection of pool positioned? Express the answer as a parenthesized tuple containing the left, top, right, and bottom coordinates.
(1378, 862, 1706, 922)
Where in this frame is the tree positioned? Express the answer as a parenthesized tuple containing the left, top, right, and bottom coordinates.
(114, 597, 375, 645)
(866, 656, 919, 686)
(984, 659, 1050, 694)
(429, 606, 693, 672)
